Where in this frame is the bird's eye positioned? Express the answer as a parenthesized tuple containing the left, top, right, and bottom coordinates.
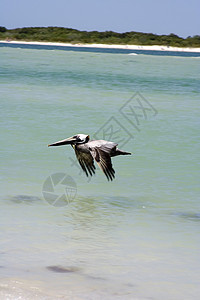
(75, 135, 81, 141)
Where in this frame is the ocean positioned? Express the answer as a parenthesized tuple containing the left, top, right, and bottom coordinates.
(0, 44, 200, 299)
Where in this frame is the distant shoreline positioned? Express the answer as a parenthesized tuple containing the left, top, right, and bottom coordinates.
(1, 40, 200, 53)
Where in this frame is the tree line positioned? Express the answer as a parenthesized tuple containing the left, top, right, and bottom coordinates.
(0, 26, 200, 47)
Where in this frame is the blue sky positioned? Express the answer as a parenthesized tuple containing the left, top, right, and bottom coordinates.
(1, 0, 199, 37)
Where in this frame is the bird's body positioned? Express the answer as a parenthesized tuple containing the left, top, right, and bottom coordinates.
(48, 134, 131, 181)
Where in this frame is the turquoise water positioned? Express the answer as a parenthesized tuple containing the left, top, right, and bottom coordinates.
(0, 46, 200, 299)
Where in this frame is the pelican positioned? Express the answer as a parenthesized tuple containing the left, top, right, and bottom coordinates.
(48, 134, 131, 181)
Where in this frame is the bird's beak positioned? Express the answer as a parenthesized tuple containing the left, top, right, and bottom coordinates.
(48, 136, 77, 147)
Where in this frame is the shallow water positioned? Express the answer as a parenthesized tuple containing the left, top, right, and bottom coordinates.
(0, 46, 200, 299)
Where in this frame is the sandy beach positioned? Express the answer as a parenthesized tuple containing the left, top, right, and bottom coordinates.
(1, 40, 200, 52)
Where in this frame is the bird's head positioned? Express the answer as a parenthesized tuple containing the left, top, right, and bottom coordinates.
(48, 134, 90, 147)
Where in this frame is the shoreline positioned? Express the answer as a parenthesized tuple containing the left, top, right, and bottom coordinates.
(1, 40, 200, 53)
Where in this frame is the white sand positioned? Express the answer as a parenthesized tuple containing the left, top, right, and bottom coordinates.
(1, 40, 200, 52)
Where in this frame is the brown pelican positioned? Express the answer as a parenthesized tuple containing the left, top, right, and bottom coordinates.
(48, 134, 131, 181)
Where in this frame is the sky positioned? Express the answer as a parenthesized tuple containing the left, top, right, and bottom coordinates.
(1, 0, 200, 37)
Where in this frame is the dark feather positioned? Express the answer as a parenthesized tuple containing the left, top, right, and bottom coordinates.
(89, 147, 115, 181)
(74, 148, 96, 177)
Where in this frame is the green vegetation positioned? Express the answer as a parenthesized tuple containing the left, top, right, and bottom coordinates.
(0, 27, 200, 47)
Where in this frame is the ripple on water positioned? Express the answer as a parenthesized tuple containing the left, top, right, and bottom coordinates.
(9, 195, 42, 204)
(46, 265, 80, 273)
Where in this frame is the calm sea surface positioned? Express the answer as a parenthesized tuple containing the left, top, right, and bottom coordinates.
(0, 44, 200, 299)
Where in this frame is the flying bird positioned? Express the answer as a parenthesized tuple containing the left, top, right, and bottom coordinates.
(48, 134, 131, 181)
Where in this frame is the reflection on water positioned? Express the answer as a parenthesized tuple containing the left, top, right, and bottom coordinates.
(5, 194, 200, 224)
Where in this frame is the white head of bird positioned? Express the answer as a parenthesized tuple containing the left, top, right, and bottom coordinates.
(74, 134, 90, 144)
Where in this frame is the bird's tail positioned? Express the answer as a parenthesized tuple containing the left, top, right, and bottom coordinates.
(114, 149, 132, 156)
(120, 150, 131, 155)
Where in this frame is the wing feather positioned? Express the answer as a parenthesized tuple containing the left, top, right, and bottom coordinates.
(75, 148, 96, 177)
(89, 147, 115, 181)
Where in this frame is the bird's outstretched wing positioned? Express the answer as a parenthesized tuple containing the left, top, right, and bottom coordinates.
(89, 147, 115, 181)
(74, 142, 116, 181)
(74, 148, 96, 177)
